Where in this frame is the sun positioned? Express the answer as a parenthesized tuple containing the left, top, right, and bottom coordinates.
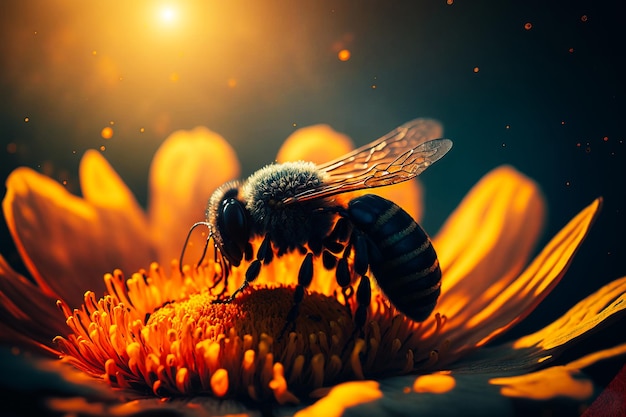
(157, 5, 179, 26)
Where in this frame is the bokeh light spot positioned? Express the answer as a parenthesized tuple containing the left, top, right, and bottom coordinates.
(581, 15, 588, 22)
(100, 145, 106, 151)
(473, 66, 480, 73)
(170, 72, 180, 82)
(101, 126, 114, 139)
(24, 117, 29, 123)
(524, 22, 532, 30)
(227, 78, 237, 88)
(6, 142, 17, 154)
(338, 49, 351, 61)
(139, 127, 145, 133)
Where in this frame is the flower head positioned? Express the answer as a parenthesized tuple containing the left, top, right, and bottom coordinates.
(1, 121, 625, 416)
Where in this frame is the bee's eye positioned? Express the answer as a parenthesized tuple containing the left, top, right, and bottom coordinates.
(218, 198, 249, 266)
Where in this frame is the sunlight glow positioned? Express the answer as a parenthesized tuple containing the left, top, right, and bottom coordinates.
(158, 5, 178, 25)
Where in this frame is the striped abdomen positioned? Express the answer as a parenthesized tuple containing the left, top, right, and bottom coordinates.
(347, 194, 441, 322)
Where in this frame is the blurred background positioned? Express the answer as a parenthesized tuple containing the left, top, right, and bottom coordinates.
(0, 0, 623, 372)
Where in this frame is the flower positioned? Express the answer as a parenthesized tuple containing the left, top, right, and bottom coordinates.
(1, 121, 625, 416)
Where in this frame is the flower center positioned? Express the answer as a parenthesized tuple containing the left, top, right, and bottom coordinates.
(54, 263, 450, 404)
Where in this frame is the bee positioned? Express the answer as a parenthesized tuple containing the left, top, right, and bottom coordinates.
(180, 118, 452, 330)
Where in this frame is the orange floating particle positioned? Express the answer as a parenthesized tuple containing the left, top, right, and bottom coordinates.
(139, 127, 145, 133)
(446, 0, 454, 5)
(524, 22, 532, 30)
(603, 136, 609, 142)
(473, 66, 480, 73)
(581, 15, 588, 22)
(101, 127, 114, 139)
(568, 47, 574, 53)
(6, 142, 17, 154)
(100, 145, 106, 151)
(338, 49, 351, 61)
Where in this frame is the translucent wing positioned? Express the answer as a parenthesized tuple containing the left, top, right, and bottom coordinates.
(282, 118, 453, 204)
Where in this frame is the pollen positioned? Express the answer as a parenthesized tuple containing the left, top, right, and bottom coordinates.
(53, 261, 450, 403)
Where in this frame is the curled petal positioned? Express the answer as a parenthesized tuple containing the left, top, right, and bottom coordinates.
(148, 127, 240, 266)
(3, 153, 155, 307)
(439, 198, 602, 357)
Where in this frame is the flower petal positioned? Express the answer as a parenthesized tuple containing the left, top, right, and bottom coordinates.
(448, 276, 626, 377)
(438, 198, 602, 358)
(0, 253, 66, 352)
(514, 275, 626, 353)
(292, 381, 383, 417)
(434, 166, 545, 302)
(3, 154, 156, 307)
(148, 127, 240, 267)
(276, 124, 423, 221)
(489, 343, 626, 401)
(277, 124, 354, 165)
(291, 374, 513, 417)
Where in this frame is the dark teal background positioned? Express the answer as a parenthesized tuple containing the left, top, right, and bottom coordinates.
(1, 0, 624, 383)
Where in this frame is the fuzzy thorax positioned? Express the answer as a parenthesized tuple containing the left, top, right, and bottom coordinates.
(241, 161, 330, 251)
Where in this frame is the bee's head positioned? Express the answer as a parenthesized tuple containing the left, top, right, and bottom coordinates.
(206, 180, 250, 266)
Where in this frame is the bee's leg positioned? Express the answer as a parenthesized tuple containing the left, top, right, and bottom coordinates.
(354, 275, 371, 334)
(349, 231, 371, 334)
(213, 236, 270, 304)
(210, 245, 230, 297)
(279, 252, 314, 339)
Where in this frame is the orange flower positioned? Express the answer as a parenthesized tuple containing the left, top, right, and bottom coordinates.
(1, 121, 625, 416)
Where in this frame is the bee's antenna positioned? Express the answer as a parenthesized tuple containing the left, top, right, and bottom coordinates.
(179, 221, 212, 275)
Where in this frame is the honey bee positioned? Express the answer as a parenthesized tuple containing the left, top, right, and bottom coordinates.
(180, 118, 452, 329)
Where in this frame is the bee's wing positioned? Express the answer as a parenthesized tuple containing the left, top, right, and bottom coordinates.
(282, 118, 453, 204)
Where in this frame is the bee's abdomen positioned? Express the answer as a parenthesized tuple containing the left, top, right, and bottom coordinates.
(348, 194, 441, 322)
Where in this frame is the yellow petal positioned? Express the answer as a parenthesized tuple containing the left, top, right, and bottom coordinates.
(432, 166, 545, 332)
(277, 124, 354, 164)
(295, 381, 382, 417)
(514, 275, 626, 352)
(490, 342, 626, 401)
(441, 198, 602, 357)
(3, 155, 155, 307)
(147, 127, 240, 266)
(490, 366, 593, 400)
